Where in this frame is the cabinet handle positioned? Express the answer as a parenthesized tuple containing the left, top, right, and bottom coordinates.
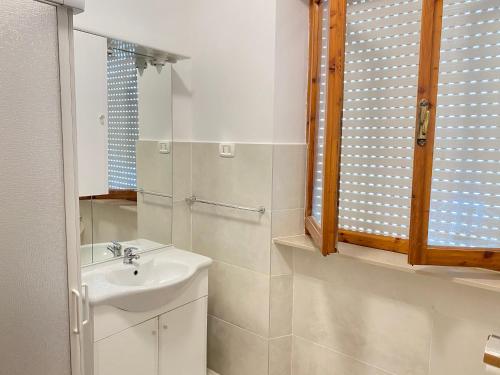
(71, 289, 82, 334)
(163, 324, 168, 330)
(152, 330, 157, 335)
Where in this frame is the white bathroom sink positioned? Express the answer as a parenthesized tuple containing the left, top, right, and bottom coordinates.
(82, 247, 212, 312)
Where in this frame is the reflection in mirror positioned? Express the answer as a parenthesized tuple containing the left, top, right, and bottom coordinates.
(74, 31, 175, 266)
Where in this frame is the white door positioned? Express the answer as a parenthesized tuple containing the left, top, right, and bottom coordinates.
(159, 298, 208, 375)
(74, 30, 109, 197)
(0, 1, 83, 375)
(94, 318, 159, 375)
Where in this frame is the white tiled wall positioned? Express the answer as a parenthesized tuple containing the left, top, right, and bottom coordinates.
(189, 142, 273, 375)
(183, 142, 306, 375)
(180, 137, 500, 375)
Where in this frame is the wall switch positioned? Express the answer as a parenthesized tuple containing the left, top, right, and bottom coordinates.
(158, 141, 171, 154)
(219, 143, 235, 158)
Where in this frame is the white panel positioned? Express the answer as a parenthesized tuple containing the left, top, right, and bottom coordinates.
(159, 298, 208, 375)
(74, 30, 109, 197)
(338, 0, 422, 237)
(0, 1, 71, 374)
(311, 0, 330, 224)
(428, 0, 500, 247)
(94, 318, 158, 375)
(138, 65, 173, 141)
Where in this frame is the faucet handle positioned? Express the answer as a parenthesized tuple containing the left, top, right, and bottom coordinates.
(123, 247, 140, 264)
(111, 240, 122, 250)
(124, 247, 139, 256)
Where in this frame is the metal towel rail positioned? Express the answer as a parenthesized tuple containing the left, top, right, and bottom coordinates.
(186, 195, 265, 214)
(135, 188, 172, 199)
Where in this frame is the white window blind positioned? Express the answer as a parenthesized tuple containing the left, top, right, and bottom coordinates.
(107, 43, 139, 190)
(312, 0, 330, 224)
(339, 0, 422, 237)
(428, 0, 500, 247)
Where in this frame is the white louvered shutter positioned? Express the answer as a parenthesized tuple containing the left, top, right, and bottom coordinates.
(312, 0, 330, 224)
(107, 44, 139, 190)
(428, 0, 500, 247)
(338, 0, 422, 237)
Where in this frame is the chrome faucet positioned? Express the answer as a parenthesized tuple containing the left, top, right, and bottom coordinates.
(107, 241, 122, 257)
(123, 247, 140, 264)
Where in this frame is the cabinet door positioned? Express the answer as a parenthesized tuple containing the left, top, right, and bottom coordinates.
(74, 30, 108, 197)
(159, 297, 208, 375)
(94, 318, 158, 375)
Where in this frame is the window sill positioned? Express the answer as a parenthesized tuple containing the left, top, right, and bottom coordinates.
(273, 234, 500, 293)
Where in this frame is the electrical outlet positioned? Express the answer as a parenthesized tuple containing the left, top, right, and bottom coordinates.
(158, 141, 170, 154)
(219, 143, 235, 158)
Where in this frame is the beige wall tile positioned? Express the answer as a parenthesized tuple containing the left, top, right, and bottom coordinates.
(137, 194, 172, 245)
(271, 209, 304, 238)
(271, 242, 294, 276)
(172, 200, 191, 250)
(173, 141, 191, 202)
(293, 274, 432, 375)
(269, 336, 292, 375)
(79, 200, 93, 245)
(208, 261, 270, 337)
(192, 143, 272, 209)
(272, 144, 306, 210)
(136, 140, 173, 196)
(192, 204, 271, 273)
(270, 209, 303, 275)
(208, 316, 269, 375)
(293, 248, 436, 307)
(292, 336, 392, 375)
(429, 312, 497, 375)
(270, 275, 293, 338)
(433, 280, 500, 329)
(91, 200, 138, 244)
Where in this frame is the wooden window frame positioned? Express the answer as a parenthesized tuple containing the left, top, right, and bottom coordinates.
(305, 0, 409, 256)
(408, 0, 500, 271)
(79, 189, 137, 202)
(305, 0, 347, 256)
(306, 0, 500, 270)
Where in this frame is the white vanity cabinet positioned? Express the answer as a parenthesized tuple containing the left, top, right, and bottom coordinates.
(93, 297, 208, 375)
(94, 318, 158, 375)
(86, 255, 210, 375)
(159, 297, 207, 375)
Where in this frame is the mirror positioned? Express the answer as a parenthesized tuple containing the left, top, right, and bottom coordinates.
(74, 31, 176, 266)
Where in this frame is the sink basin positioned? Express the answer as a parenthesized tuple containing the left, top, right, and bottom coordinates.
(82, 247, 212, 312)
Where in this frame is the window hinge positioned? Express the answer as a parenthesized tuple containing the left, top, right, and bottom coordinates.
(417, 99, 430, 146)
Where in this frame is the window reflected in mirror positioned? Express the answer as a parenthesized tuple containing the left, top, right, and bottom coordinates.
(75, 31, 174, 265)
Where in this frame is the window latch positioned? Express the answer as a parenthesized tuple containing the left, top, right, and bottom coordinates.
(417, 99, 430, 146)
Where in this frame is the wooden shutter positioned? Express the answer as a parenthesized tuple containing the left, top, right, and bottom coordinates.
(305, 0, 347, 255)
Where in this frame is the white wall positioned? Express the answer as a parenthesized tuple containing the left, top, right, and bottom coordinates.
(73, 0, 192, 56)
(75, 0, 309, 144)
(189, 0, 277, 143)
(273, 0, 309, 144)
